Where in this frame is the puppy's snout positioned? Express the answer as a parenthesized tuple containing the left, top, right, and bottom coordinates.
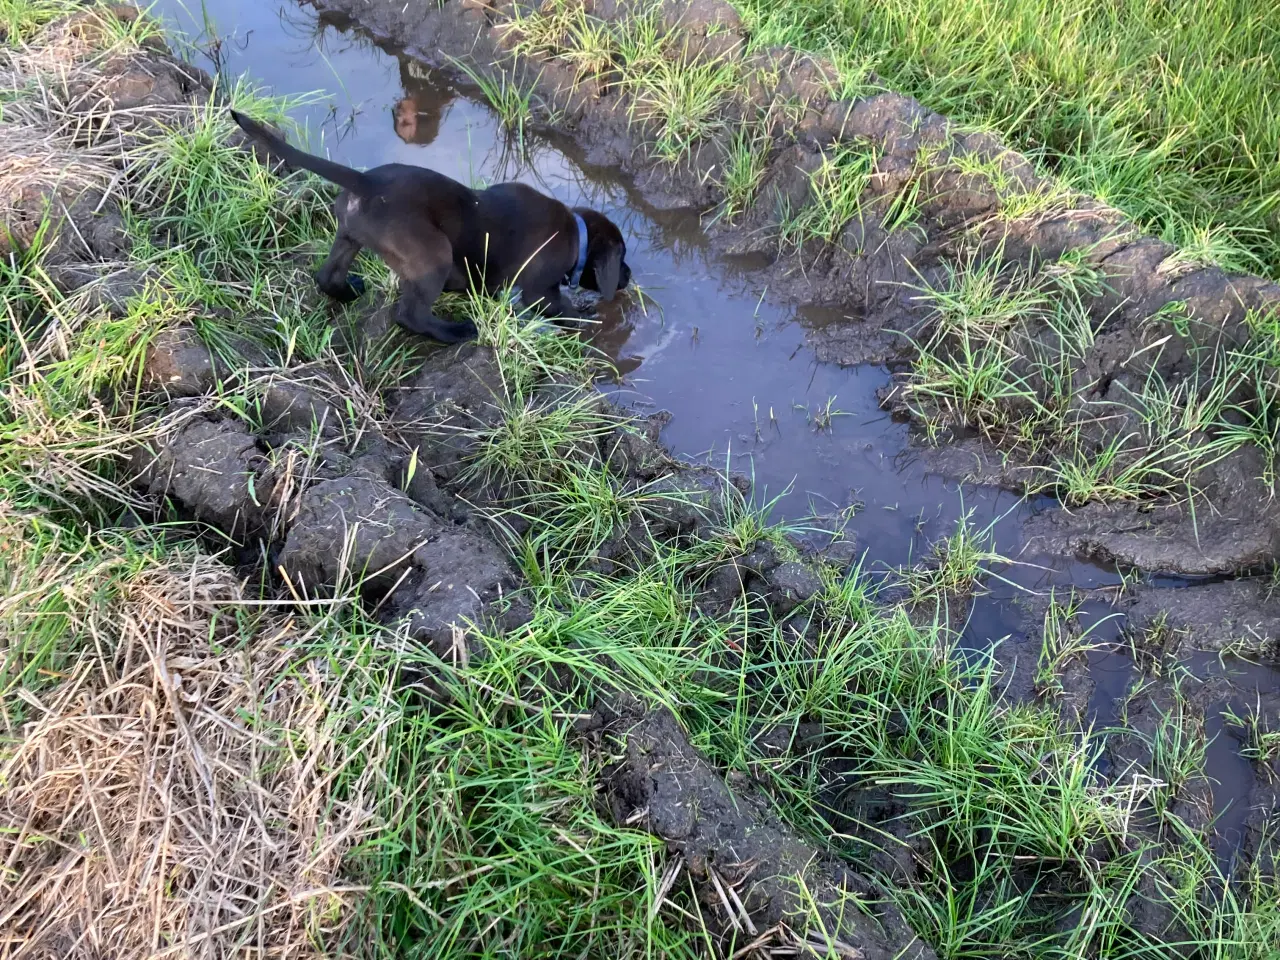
(619, 261, 632, 290)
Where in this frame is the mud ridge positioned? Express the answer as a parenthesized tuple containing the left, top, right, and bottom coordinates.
(601, 704, 937, 959)
(134, 332, 828, 648)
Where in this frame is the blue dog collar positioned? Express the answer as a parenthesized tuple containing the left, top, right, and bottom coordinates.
(568, 212, 589, 287)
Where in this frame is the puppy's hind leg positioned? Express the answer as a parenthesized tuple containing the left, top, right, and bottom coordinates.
(390, 230, 478, 344)
(315, 233, 366, 302)
(395, 267, 478, 344)
(397, 284, 478, 344)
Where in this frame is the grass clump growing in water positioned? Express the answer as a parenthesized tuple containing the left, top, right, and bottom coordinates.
(898, 244, 1280, 506)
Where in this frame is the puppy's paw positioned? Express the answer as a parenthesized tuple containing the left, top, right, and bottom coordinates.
(401, 313, 478, 344)
(433, 319, 478, 344)
(315, 270, 366, 303)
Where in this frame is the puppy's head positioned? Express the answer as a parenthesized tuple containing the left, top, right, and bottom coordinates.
(574, 208, 631, 301)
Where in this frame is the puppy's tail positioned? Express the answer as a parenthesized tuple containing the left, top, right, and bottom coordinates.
(230, 109, 370, 195)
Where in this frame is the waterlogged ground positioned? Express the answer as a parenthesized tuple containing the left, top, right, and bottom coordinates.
(154, 0, 1082, 559)
(143, 0, 1280, 851)
(5, 1, 1280, 954)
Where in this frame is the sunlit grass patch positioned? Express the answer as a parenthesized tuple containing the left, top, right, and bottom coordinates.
(450, 55, 545, 147)
(130, 84, 333, 278)
(624, 50, 740, 163)
(778, 141, 877, 250)
(732, 0, 1280, 280)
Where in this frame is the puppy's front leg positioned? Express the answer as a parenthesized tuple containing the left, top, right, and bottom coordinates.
(521, 284, 576, 319)
(315, 233, 366, 302)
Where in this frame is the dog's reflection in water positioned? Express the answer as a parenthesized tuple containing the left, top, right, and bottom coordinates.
(584, 295, 642, 379)
(392, 97, 441, 145)
(391, 58, 454, 145)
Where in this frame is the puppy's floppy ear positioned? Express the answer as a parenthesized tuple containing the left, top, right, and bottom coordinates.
(592, 243, 623, 301)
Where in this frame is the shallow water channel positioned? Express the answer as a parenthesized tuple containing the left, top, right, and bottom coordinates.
(153, 0, 1274, 856)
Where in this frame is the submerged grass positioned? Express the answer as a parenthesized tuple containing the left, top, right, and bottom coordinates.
(3, 4, 1280, 959)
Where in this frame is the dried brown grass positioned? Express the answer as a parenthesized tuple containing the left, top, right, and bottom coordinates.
(0, 9, 404, 958)
(0, 18, 125, 255)
(0, 108, 120, 255)
(0, 4, 208, 257)
(0, 547, 391, 959)
(0, 121, 117, 206)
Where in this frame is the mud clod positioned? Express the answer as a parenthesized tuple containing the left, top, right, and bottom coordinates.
(391, 526, 516, 651)
(131, 416, 274, 535)
(48, 262, 151, 312)
(642, 474, 717, 534)
(64, 52, 213, 138)
(603, 411, 674, 480)
(258, 379, 343, 436)
(142, 325, 220, 397)
(277, 474, 441, 593)
(402, 460, 461, 519)
(1027, 496, 1280, 577)
(1124, 580, 1280, 661)
(606, 707, 936, 959)
(392, 343, 506, 481)
(758, 560, 824, 615)
(842, 92, 947, 154)
(0, 173, 124, 263)
(272, 467, 514, 646)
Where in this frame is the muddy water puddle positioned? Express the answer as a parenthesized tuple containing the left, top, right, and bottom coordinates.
(155, 0, 1081, 573)
(154, 0, 1275, 852)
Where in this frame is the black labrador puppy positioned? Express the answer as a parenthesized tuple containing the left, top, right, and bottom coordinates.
(230, 110, 631, 343)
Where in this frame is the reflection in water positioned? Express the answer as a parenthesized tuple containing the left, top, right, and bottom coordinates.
(585, 297, 641, 378)
(392, 58, 453, 144)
